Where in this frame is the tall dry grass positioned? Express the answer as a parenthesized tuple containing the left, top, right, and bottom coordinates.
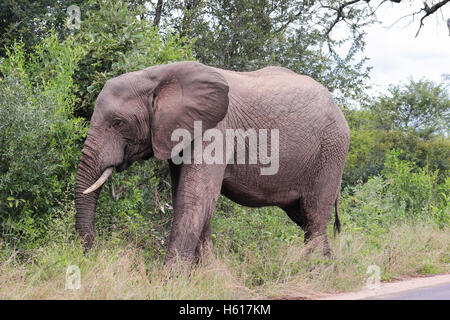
(0, 222, 448, 299)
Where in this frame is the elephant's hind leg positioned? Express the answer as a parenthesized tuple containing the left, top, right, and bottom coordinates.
(298, 195, 333, 256)
(282, 199, 331, 255)
(296, 130, 348, 256)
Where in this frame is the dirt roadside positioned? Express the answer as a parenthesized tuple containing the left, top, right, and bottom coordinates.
(319, 273, 450, 300)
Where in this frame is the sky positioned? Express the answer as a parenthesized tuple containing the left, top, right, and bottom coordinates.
(362, 1, 450, 95)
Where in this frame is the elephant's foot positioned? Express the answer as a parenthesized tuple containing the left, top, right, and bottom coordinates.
(163, 249, 196, 272)
(163, 239, 213, 273)
(194, 237, 213, 264)
(304, 233, 331, 257)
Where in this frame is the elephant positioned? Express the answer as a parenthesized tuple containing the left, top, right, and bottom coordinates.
(75, 61, 350, 264)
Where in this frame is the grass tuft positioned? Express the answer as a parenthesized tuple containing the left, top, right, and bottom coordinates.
(1, 222, 448, 299)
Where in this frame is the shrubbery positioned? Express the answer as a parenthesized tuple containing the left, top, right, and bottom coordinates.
(343, 126, 449, 189)
(73, 0, 194, 118)
(0, 35, 86, 247)
(341, 150, 449, 235)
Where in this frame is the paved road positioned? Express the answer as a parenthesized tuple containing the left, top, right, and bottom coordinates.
(321, 274, 450, 300)
(369, 282, 450, 300)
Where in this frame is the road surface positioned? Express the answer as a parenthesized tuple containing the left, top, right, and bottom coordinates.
(369, 282, 450, 300)
(321, 274, 450, 300)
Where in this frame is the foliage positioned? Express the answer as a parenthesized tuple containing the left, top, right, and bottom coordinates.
(213, 198, 302, 258)
(0, 35, 86, 246)
(0, 1, 194, 250)
(159, 0, 373, 104)
(343, 78, 450, 187)
(72, 0, 194, 118)
(367, 78, 450, 138)
(0, 0, 85, 57)
(341, 150, 449, 234)
(343, 129, 450, 187)
(95, 159, 172, 260)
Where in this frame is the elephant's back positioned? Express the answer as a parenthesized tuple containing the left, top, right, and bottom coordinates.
(217, 67, 339, 114)
(217, 67, 348, 138)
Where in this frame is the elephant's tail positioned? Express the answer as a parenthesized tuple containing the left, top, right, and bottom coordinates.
(333, 197, 341, 237)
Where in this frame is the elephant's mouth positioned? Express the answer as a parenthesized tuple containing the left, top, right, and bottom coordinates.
(116, 145, 154, 172)
(116, 161, 130, 172)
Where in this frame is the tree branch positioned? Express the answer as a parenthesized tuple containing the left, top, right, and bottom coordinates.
(324, 0, 365, 36)
(415, 0, 450, 37)
(323, 0, 450, 37)
(275, 3, 307, 33)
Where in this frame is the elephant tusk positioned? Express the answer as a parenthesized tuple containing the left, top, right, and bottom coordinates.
(82, 167, 113, 194)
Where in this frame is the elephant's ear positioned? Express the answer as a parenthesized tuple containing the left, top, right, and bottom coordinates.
(145, 62, 229, 160)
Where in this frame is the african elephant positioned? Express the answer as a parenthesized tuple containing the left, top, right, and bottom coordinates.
(75, 61, 350, 264)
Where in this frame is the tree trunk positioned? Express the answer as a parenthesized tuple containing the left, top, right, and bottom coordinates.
(153, 0, 163, 28)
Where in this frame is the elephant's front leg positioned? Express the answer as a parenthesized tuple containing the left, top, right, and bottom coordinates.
(194, 215, 213, 262)
(165, 163, 225, 265)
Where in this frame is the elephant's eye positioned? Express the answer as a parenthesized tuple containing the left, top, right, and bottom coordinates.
(112, 119, 122, 128)
(151, 92, 157, 109)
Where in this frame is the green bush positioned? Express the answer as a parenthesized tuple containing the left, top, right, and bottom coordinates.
(73, 0, 194, 117)
(0, 35, 86, 247)
(212, 197, 302, 254)
(341, 149, 449, 235)
(343, 128, 450, 188)
(368, 78, 449, 138)
(94, 159, 173, 260)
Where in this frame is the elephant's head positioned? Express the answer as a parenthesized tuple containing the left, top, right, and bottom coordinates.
(75, 61, 229, 251)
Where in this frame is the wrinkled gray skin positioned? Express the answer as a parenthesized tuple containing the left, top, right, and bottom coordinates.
(75, 61, 350, 264)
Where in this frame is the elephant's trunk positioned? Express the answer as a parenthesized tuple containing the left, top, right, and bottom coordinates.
(75, 137, 104, 252)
